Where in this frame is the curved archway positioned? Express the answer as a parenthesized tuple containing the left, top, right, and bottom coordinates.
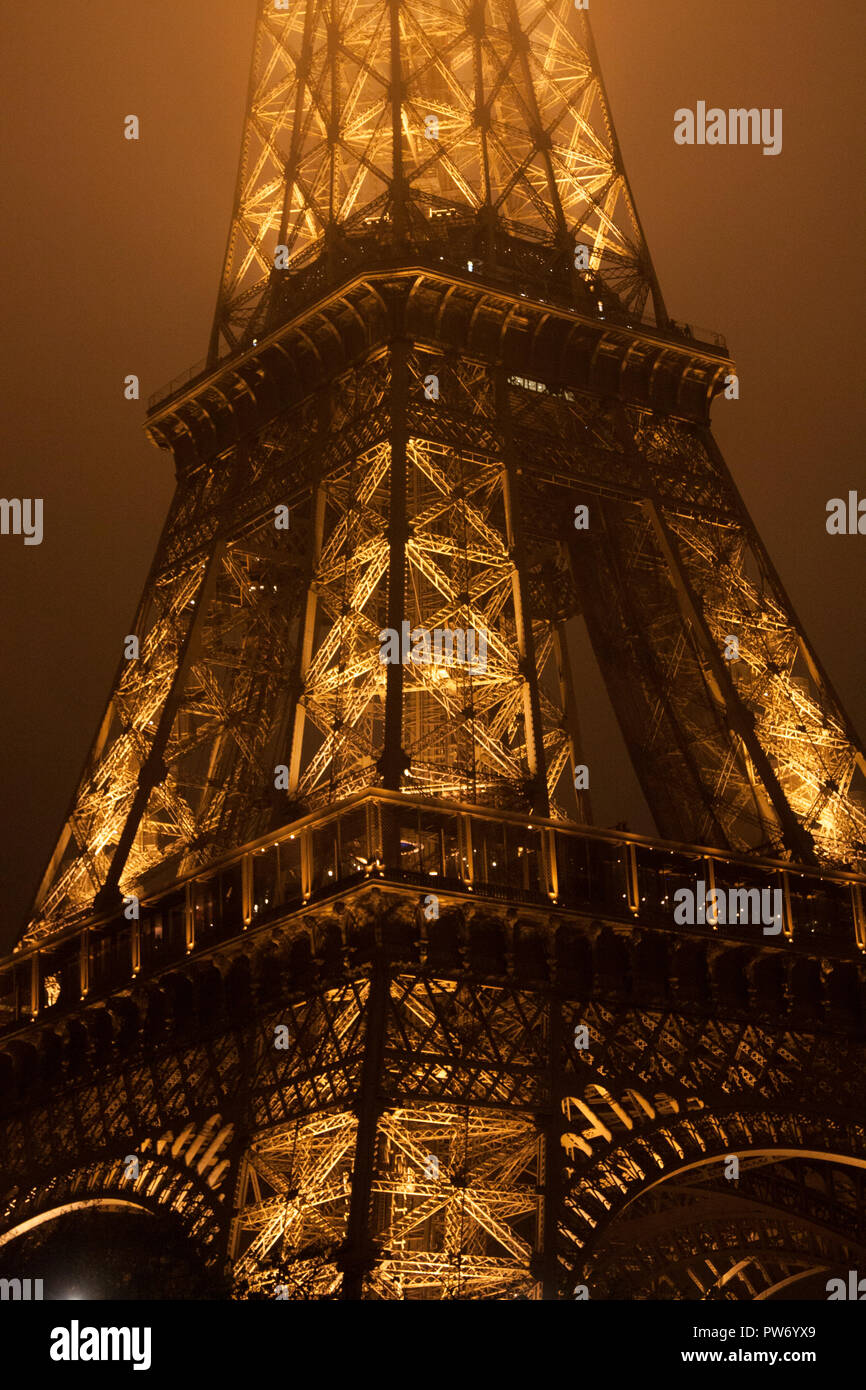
(0, 1198, 154, 1250)
(0, 1112, 234, 1298)
(572, 1133, 866, 1299)
(0, 1198, 225, 1301)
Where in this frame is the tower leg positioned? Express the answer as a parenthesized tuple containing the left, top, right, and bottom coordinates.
(339, 957, 388, 1299)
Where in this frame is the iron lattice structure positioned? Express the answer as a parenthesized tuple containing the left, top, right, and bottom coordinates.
(2, 0, 865, 1302)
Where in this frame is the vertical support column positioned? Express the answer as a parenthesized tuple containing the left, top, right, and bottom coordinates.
(579, 9, 669, 327)
(300, 827, 313, 902)
(503, 0, 568, 250)
(703, 426, 866, 788)
(365, 800, 379, 872)
(130, 916, 141, 976)
(94, 539, 226, 914)
(226, 1152, 252, 1267)
(379, 341, 411, 873)
(29, 953, 39, 1019)
(538, 994, 564, 1300)
(388, 0, 406, 240)
(642, 495, 815, 864)
(781, 870, 796, 942)
(469, 1, 494, 264)
(287, 392, 329, 795)
(79, 928, 90, 1000)
(543, 827, 558, 903)
(184, 881, 195, 954)
(561, 493, 731, 851)
(494, 368, 550, 816)
(461, 813, 475, 888)
(380, 340, 410, 791)
(853, 882, 866, 952)
(624, 841, 640, 916)
(220, 977, 263, 1285)
(241, 854, 253, 928)
(704, 855, 718, 918)
(340, 954, 389, 1300)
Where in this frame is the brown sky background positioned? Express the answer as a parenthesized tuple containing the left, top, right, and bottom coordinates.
(0, 0, 863, 952)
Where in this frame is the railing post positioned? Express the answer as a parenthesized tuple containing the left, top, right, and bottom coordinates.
(242, 853, 253, 928)
(852, 882, 866, 952)
(29, 953, 39, 1019)
(130, 917, 141, 976)
(703, 855, 717, 928)
(460, 814, 474, 889)
(301, 827, 313, 901)
(79, 928, 90, 1000)
(624, 842, 640, 916)
(780, 870, 795, 942)
(366, 800, 380, 870)
(339, 950, 389, 1300)
(544, 828, 558, 903)
(185, 881, 195, 955)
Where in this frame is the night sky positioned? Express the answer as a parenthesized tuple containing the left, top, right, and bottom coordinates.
(0, 0, 863, 952)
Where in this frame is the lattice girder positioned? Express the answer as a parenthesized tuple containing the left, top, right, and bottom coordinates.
(211, 0, 662, 359)
(26, 328, 866, 942)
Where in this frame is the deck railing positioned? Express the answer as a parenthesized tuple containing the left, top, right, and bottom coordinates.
(2, 789, 863, 1032)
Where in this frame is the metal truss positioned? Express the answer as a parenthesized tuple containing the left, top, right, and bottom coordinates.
(231, 1102, 539, 1299)
(288, 357, 571, 814)
(18, 2, 864, 943)
(501, 384, 866, 864)
(2, 888, 866, 1298)
(0, 1112, 231, 1271)
(210, 0, 663, 360)
(24, 334, 865, 939)
(5, 0, 866, 1307)
(26, 507, 312, 932)
(580, 1154, 866, 1300)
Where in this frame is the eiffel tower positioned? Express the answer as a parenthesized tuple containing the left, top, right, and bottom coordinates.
(1, 0, 865, 1302)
